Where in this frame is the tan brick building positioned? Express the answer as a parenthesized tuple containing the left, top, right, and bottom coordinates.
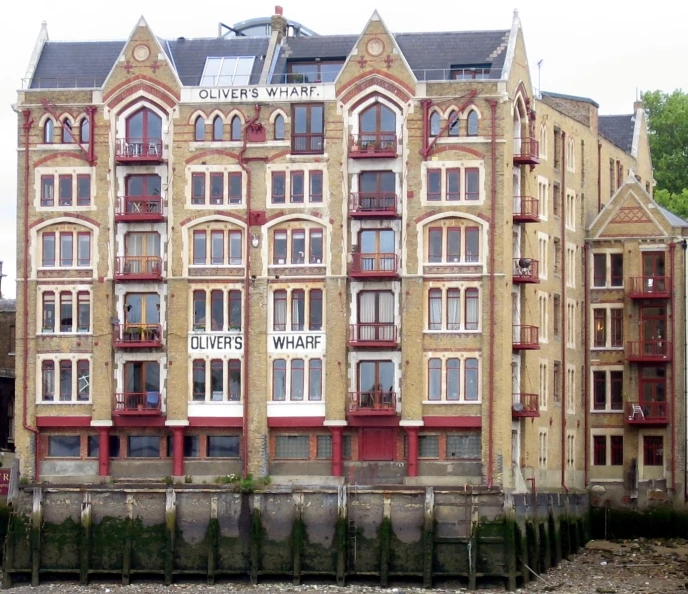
(12, 8, 685, 499)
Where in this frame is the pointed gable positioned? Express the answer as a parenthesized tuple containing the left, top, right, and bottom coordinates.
(101, 16, 181, 110)
(590, 176, 681, 239)
(335, 10, 416, 105)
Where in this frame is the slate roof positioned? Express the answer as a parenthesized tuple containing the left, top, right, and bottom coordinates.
(658, 205, 688, 228)
(599, 114, 635, 154)
(29, 27, 510, 89)
(0, 299, 16, 313)
(541, 90, 599, 108)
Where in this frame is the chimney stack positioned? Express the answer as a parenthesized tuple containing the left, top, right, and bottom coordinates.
(271, 6, 288, 41)
(633, 100, 644, 113)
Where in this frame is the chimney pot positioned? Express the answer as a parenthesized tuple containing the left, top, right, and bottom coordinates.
(275, 5, 283, 15)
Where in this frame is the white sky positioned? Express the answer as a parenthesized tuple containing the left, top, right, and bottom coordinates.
(0, 0, 687, 298)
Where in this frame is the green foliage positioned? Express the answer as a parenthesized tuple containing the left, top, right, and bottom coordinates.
(642, 90, 688, 203)
(162, 475, 173, 486)
(653, 188, 688, 220)
(184, 475, 193, 484)
(214, 473, 271, 492)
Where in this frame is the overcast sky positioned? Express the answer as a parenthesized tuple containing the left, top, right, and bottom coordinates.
(0, 0, 686, 298)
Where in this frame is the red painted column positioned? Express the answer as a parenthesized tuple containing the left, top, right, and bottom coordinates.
(330, 427, 343, 477)
(98, 427, 110, 477)
(406, 427, 419, 477)
(173, 426, 185, 477)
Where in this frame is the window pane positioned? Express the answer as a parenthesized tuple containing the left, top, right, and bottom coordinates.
(42, 361, 55, 400)
(465, 358, 479, 400)
(193, 231, 206, 264)
(211, 360, 223, 401)
(465, 289, 479, 330)
(291, 359, 304, 400)
(428, 358, 441, 400)
(593, 254, 606, 287)
(87, 435, 99, 458)
(211, 231, 224, 265)
(208, 435, 240, 457)
(428, 229, 442, 263)
(229, 360, 241, 401)
(291, 290, 305, 331)
(310, 230, 323, 263)
(610, 254, 623, 286)
(210, 173, 223, 204)
(465, 168, 479, 200)
(272, 172, 286, 203)
(211, 290, 224, 331)
(43, 234, 55, 266)
(273, 359, 286, 400)
(77, 360, 90, 401)
(418, 435, 439, 458)
(59, 360, 72, 401)
(274, 231, 287, 263)
(309, 359, 322, 401)
(447, 288, 461, 330)
(275, 435, 309, 459)
(610, 371, 623, 410)
(309, 171, 323, 202)
(465, 228, 479, 262)
(59, 175, 72, 205)
(446, 169, 460, 201)
(60, 292, 73, 332)
(292, 231, 305, 264)
(291, 171, 304, 203)
(42, 292, 55, 332)
(77, 175, 91, 205)
(60, 233, 73, 266)
(193, 359, 205, 400)
(447, 359, 460, 400)
(77, 234, 90, 266)
(229, 232, 242, 265)
(192, 174, 206, 204)
(229, 291, 242, 330)
(427, 170, 441, 201)
(48, 435, 80, 457)
(446, 433, 481, 459)
(593, 371, 606, 410)
(229, 173, 242, 204)
(274, 115, 285, 140)
(316, 435, 332, 459)
(428, 289, 442, 330)
(128, 436, 160, 458)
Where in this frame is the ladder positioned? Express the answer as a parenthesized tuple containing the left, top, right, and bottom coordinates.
(347, 483, 358, 571)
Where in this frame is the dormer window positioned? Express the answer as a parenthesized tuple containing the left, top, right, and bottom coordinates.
(450, 65, 491, 80)
(287, 60, 344, 83)
(200, 57, 255, 86)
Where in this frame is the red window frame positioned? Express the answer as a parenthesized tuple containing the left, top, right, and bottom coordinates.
(229, 359, 242, 400)
(610, 371, 623, 410)
(428, 288, 442, 330)
(553, 361, 561, 403)
(41, 175, 55, 206)
(465, 168, 479, 200)
(309, 171, 323, 203)
(192, 359, 206, 400)
(447, 228, 461, 262)
(465, 227, 480, 262)
(447, 111, 459, 137)
(593, 435, 606, 465)
(309, 229, 323, 263)
(446, 169, 460, 201)
(553, 295, 561, 336)
(210, 230, 224, 265)
(210, 359, 224, 399)
(59, 291, 72, 332)
(309, 289, 322, 331)
(191, 173, 206, 205)
(60, 232, 74, 267)
(291, 229, 306, 264)
(229, 290, 242, 331)
(210, 173, 224, 204)
(465, 358, 479, 400)
(643, 436, 663, 466)
(273, 230, 287, 264)
(447, 358, 460, 400)
(610, 309, 623, 348)
(42, 233, 56, 267)
(428, 358, 442, 400)
(228, 230, 242, 265)
(593, 254, 606, 287)
(59, 175, 72, 206)
(210, 290, 224, 331)
(42, 360, 55, 401)
(42, 292, 55, 332)
(593, 309, 606, 347)
(464, 288, 479, 330)
(427, 170, 441, 201)
(228, 172, 242, 204)
(272, 171, 286, 204)
(291, 359, 305, 401)
(610, 253, 623, 287)
(428, 227, 443, 263)
(291, 171, 304, 203)
(593, 371, 606, 410)
(193, 230, 207, 265)
(59, 359, 72, 401)
(193, 290, 206, 330)
(76, 174, 91, 206)
(77, 359, 89, 401)
(62, 120, 74, 143)
(273, 290, 287, 331)
(77, 232, 91, 267)
(610, 435, 623, 466)
(291, 289, 305, 331)
(308, 359, 322, 401)
(447, 288, 461, 330)
(272, 359, 287, 400)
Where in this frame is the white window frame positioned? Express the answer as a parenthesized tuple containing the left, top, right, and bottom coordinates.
(36, 354, 92, 404)
(270, 356, 324, 402)
(37, 285, 92, 336)
(591, 305, 625, 350)
(425, 284, 481, 333)
(189, 356, 243, 403)
(590, 428, 625, 469)
(189, 287, 244, 333)
(565, 189, 576, 231)
(267, 164, 329, 208)
(537, 176, 548, 220)
(269, 285, 325, 333)
(34, 167, 96, 212)
(591, 250, 624, 289)
(423, 353, 482, 404)
(200, 56, 256, 86)
(538, 429, 548, 469)
(590, 367, 624, 413)
(566, 298, 576, 348)
(566, 243, 577, 288)
(539, 359, 548, 411)
(566, 364, 576, 414)
(421, 161, 486, 205)
(537, 232, 548, 280)
(186, 165, 246, 208)
(538, 292, 548, 343)
(566, 431, 575, 469)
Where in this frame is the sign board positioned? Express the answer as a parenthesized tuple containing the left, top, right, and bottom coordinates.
(189, 333, 244, 354)
(0, 468, 10, 496)
(268, 332, 325, 354)
(190, 85, 326, 103)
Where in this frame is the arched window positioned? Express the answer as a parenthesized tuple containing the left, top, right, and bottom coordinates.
(467, 111, 479, 136)
(448, 110, 459, 137)
(213, 116, 224, 141)
(359, 102, 396, 148)
(43, 119, 54, 143)
(126, 107, 162, 142)
(194, 116, 205, 141)
(80, 118, 90, 143)
(274, 114, 285, 140)
(429, 112, 441, 137)
(230, 116, 242, 141)
(62, 119, 74, 143)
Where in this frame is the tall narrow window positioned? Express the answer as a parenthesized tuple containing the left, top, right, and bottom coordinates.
(465, 358, 479, 400)
(42, 233, 56, 267)
(292, 230, 306, 264)
(213, 116, 223, 141)
(210, 173, 223, 204)
(77, 291, 90, 332)
(309, 289, 322, 331)
(42, 292, 55, 332)
(228, 231, 242, 265)
(428, 358, 441, 400)
(44, 119, 54, 143)
(465, 168, 479, 200)
(448, 110, 459, 136)
(62, 119, 74, 143)
(193, 290, 206, 330)
(228, 172, 242, 204)
(291, 171, 304, 203)
(429, 112, 441, 137)
(310, 171, 323, 203)
(229, 359, 241, 400)
(77, 360, 90, 401)
(465, 228, 479, 262)
(272, 359, 287, 400)
(310, 229, 323, 263)
(192, 173, 205, 204)
(42, 361, 55, 401)
(274, 114, 285, 140)
(428, 228, 442, 263)
(229, 290, 242, 330)
(467, 110, 479, 136)
(447, 359, 460, 400)
(428, 289, 442, 330)
(77, 233, 90, 266)
(41, 176, 54, 206)
(210, 290, 224, 331)
(447, 229, 461, 262)
(309, 359, 322, 401)
(610, 309, 623, 347)
(273, 290, 287, 331)
(427, 170, 441, 201)
(59, 175, 72, 206)
(77, 175, 91, 206)
(446, 169, 460, 201)
(447, 288, 461, 330)
(211, 359, 224, 401)
(193, 231, 207, 265)
(291, 289, 305, 331)
(274, 230, 287, 263)
(465, 288, 479, 330)
(194, 116, 205, 141)
(230, 116, 242, 140)
(60, 232, 74, 266)
(272, 172, 286, 203)
(291, 359, 304, 400)
(80, 118, 90, 143)
(59, 360, 72, 401)
(192, 360, 206, 400)
(211, 230, 224, 265)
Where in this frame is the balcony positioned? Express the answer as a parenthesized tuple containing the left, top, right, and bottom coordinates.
(349, 323, 398, 347)
(512, 325, 540, 350)
(115, 256, 163, 281)
(349, 192, 398, 218)
(626, 401, 669, 426)
(513, 137, 540, 166)
(115, 196, 165, 222)
(349, 134, 398, 159)
(115, 138, 164, 164)
(513, 196, 539, 223)
(113, 324, 162, 348)
(512, 393, 539, 418)
(347, 391, 398, 416)
(291, 133, 324, 155)
(626, 340, 672, 362)
(513, 258, 540, 283)
(114, 392, 162, 416)
(349, 253, 399, 279)
(627, 277, 670, 299)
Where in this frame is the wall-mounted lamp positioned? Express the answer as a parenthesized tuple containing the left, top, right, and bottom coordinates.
(251, 234, 260, 248)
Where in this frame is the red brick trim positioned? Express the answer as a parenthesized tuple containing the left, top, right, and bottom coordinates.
(345, 416, 400, 427)
(179, 211, 247, 227)
(185, 149, 240, 164)
(104, 74, 179, 104)
(337, 70, 414, 105)
(429, 145, 485, 159)
(29, 213, 101, 229)
(113, 416, 167, 428)
(36, 416, 92, 428)
(33, 152, 90, 167)
(268, 417, 325, 428)
(423, 416, 482, 428)
(188, 417, 243, 428)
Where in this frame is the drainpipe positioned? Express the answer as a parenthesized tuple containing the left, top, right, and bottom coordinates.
(682, 239, 687, 500)
(486, 99, 497, 489)
(597, 142, 602, 212)
(237, 106, 265, 479)
(560, 131, 568, 493)
(420, 100, 431, 160)
(670, 242, 676, 492)
(21, 109, 40, 479)
(583, 243, 590, 486)
(86, 106, 96, 165)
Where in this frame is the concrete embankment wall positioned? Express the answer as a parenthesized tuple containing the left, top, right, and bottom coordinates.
(1, 485, 588, 591)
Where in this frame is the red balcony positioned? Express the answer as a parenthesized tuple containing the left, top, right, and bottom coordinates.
(513, 258, 540, 283)
(115, 256, 163, 281)
(513, 137, 540, 165)
(513, 196, 539, 223)
(347, 391, 398, 416)
(349, 323, 398, 347)
(115, 138, 164, 163)
(114, 392, 162, 416)
(513, 325, 540, 350)
(626, 340, 672, 362)
(349, 253, 399, 278)
(512, 393, 539, 418)
(113, 324, 162, 348)
(627, 277, 670, 299)
(349, 193, 398, 218)
(115, 196, 165, 222)
(626, 401, 669, 426)
(349, 134, 398, 158)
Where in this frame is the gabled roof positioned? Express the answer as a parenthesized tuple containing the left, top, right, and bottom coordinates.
(541, 90, 599, 108)
(28, 23, 511, 89)
(658, 205, 688, 228)
(599, 114, 635, 154)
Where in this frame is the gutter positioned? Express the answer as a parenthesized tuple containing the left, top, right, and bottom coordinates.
(560, 131, 568, 493)
(486, 99, 497, 488)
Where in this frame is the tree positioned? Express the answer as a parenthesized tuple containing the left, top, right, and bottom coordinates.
(642, 90, 688, 204)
